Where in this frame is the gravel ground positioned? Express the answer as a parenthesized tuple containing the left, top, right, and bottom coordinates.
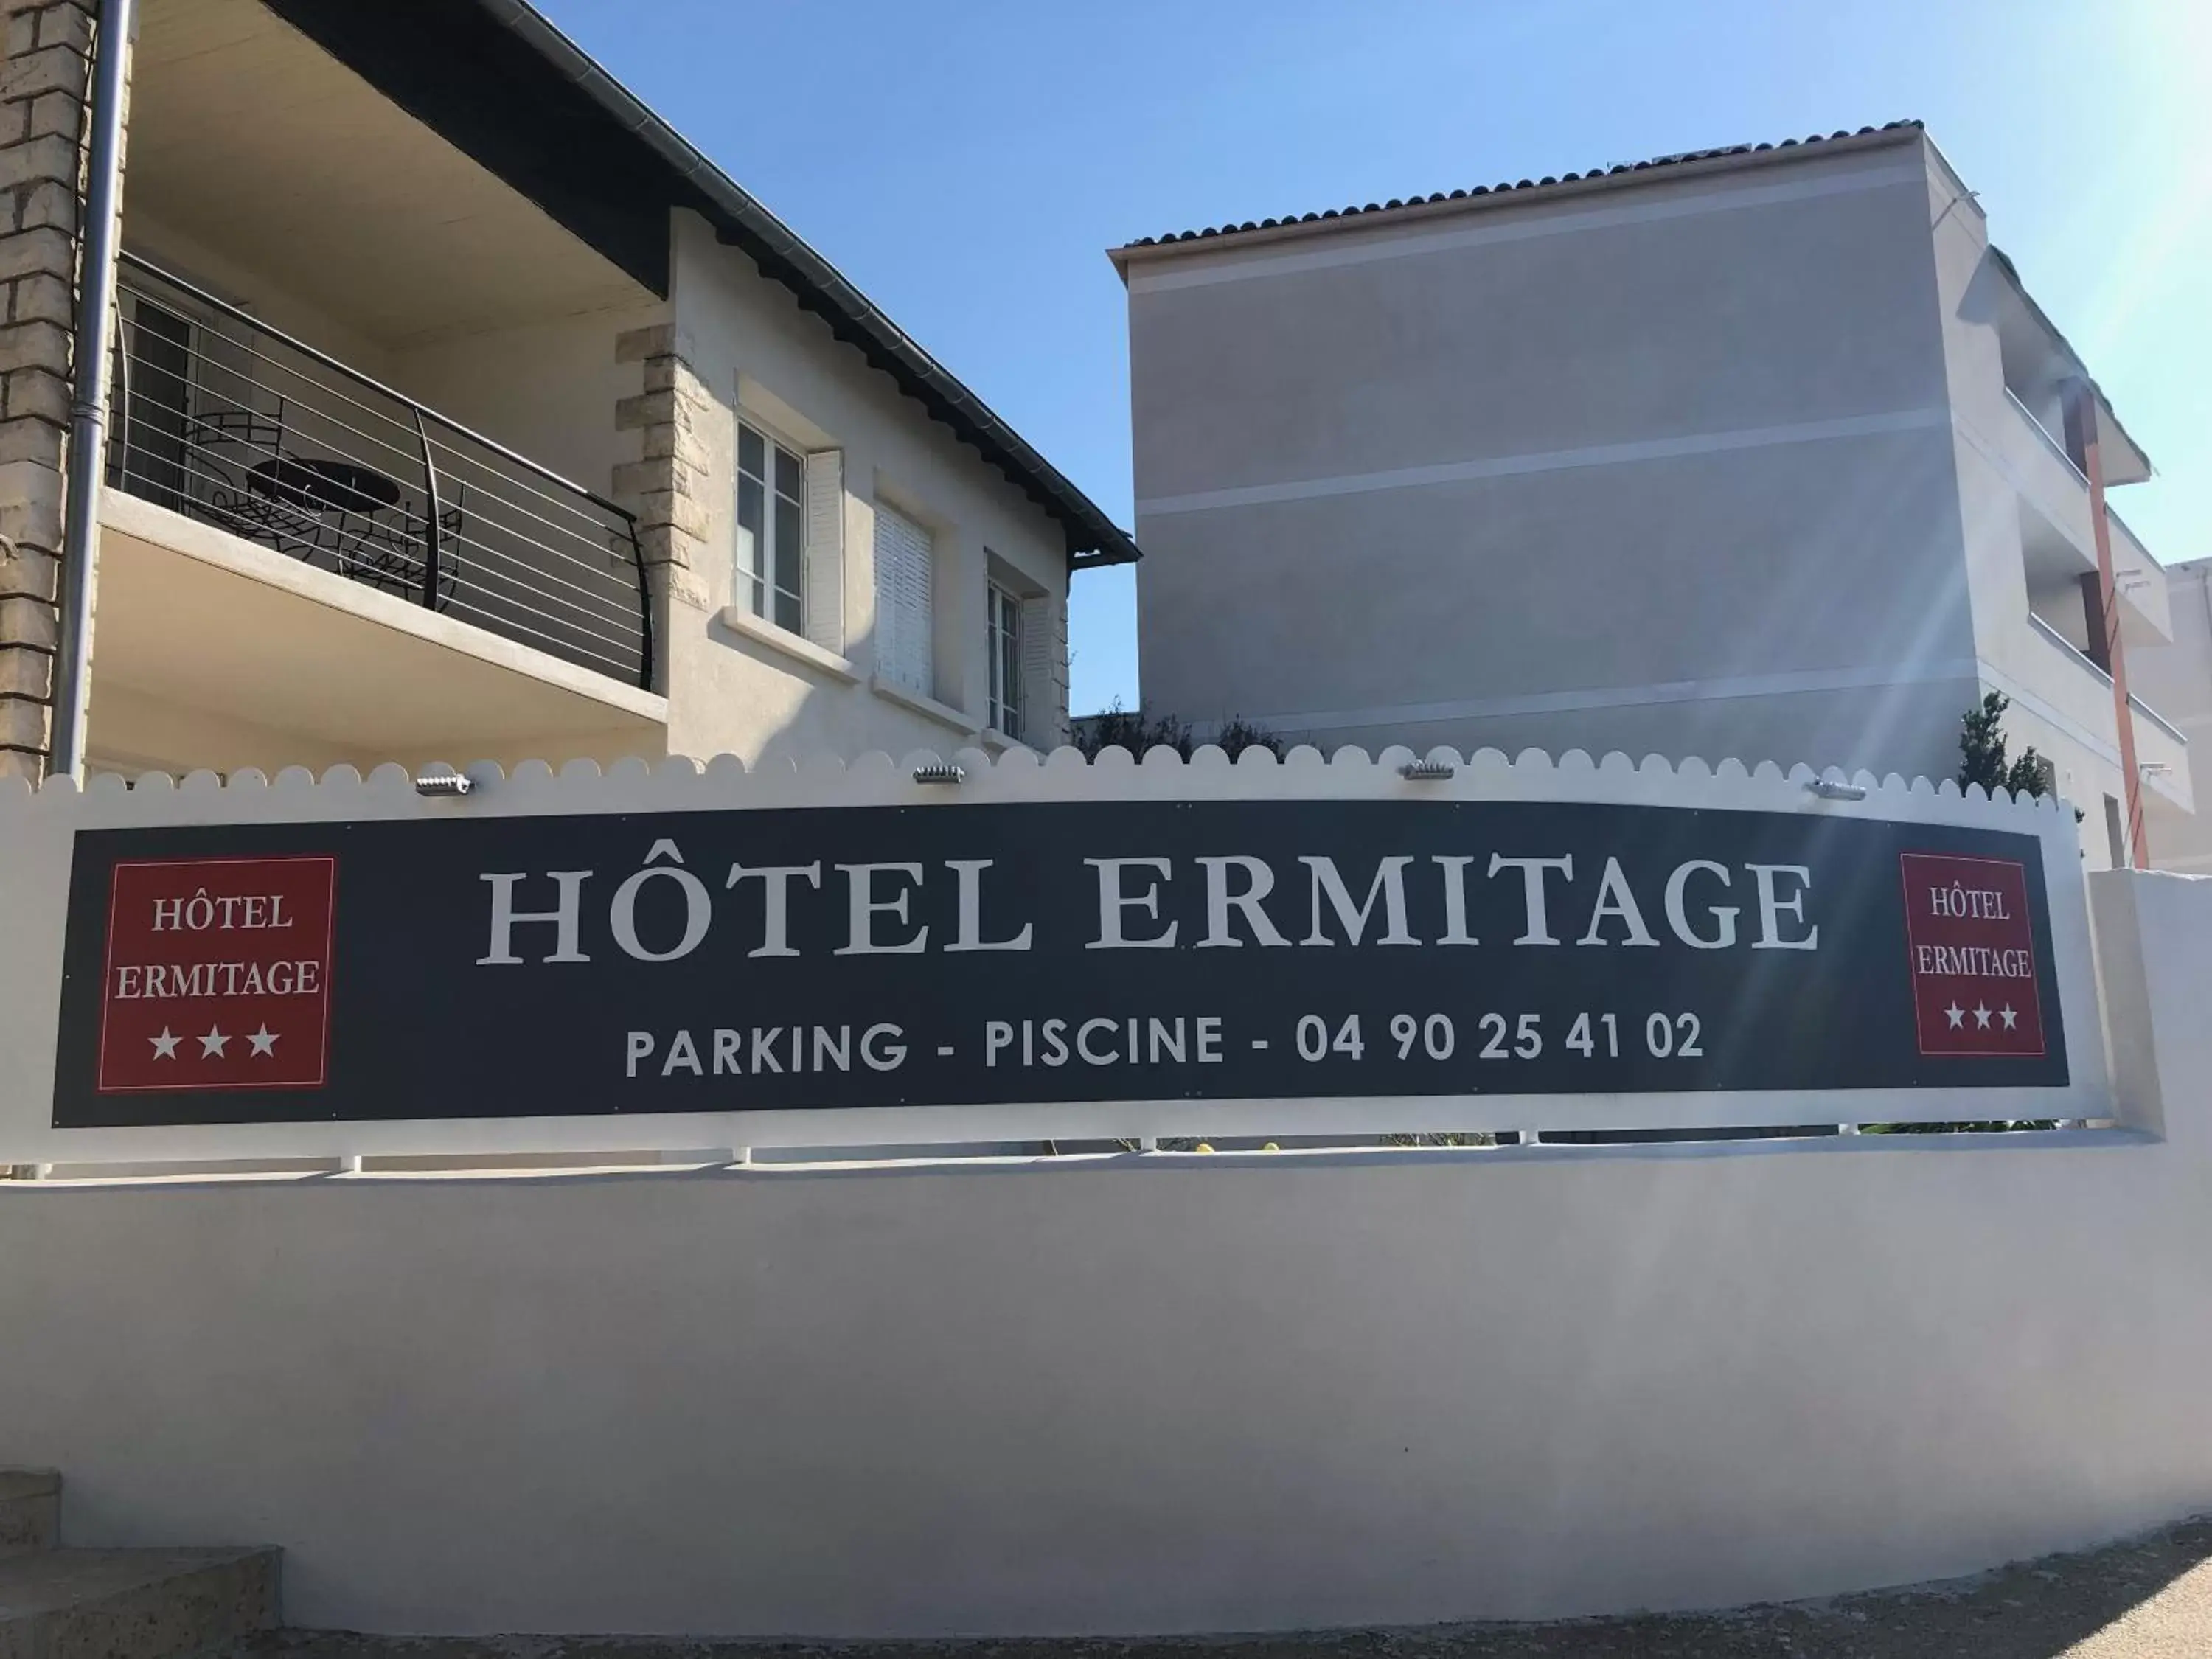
(234, 1513, 2212, 1659)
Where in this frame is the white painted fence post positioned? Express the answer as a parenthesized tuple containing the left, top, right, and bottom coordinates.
(2087, 868, 2212, 1144)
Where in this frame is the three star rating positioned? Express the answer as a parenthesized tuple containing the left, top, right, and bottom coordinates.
(148, 1025, 280, 1060)
(1943, 1003, 2020, 1032)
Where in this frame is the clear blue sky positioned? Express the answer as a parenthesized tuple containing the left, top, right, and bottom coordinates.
(541, 0, 2208, 715)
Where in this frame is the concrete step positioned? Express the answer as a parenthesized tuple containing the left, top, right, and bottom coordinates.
(0, 1475, 58, 1562)
(0, 1545, 279, 1659)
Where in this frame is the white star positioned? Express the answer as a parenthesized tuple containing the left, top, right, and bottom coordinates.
(2000, 1005, 2019, 1030)
(198, 1027, 229, 1058)
(149, 1028, 180, 1060)
(246, 1025, 278, 1057)
(1946, 1004, 1966, 1029)
(1973, 1004, 1993, 1029)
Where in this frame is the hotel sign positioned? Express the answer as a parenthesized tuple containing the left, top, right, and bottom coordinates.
(52, 800, 2067, 1128)
(91, 855, 337, 1094)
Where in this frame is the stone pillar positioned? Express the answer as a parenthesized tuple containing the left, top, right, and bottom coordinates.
(1046, 589, 1070, 745)
(613, 322, 710, 694)
(0, 0, 97, 783)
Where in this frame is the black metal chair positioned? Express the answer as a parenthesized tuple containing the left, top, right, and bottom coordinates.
(187, 404, 414, 594)
(246, 456, 408, 591)
(192, 404, 321, 554)
(431, 482, 466, 613)
(383, 480, 465, 613)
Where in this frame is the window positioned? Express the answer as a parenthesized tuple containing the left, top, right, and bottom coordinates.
(737, 422, 804, 635)
(987, 582, 1023, 740)
(110, 296, 196, 512)
(873, 501, 934, 695)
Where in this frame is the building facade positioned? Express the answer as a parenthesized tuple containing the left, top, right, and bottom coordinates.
(1113, 122, 2187, 869)
(0, 0, 1133, 784)
(2127, 557, 2212, 872)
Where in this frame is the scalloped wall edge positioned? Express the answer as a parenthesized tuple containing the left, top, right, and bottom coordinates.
(0, 743, 2067, 815)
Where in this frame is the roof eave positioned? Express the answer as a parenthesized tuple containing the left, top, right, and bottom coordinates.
(1107, 122, 1927, 279)
(1986, 246, 2154, 483)
(474, 0, 1138, 568)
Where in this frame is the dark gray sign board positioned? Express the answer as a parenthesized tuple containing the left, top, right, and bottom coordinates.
(54, 799, 2066, 1128)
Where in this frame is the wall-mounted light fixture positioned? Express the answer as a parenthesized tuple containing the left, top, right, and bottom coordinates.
(1804, 777, 1867, 801)
(413, 773, 474, 798)
(1399, 759, 1456, 780)
(912, 762, 966, 785)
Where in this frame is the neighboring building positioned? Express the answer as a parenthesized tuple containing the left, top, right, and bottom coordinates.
(2130, 558, 2212, 872)
(1110, 121, 2187, 869)
(0, 0, 1133, 782)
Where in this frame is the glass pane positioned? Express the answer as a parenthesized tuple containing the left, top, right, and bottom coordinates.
(123, 302, 193, 511)
(774, 494, 803, 598)
(738, 476, 765, 580)
(738, 485, 765, 617)
(774, 588, 802, 634)
(774, 445, 802, 500)
(738, 425, 765, 481)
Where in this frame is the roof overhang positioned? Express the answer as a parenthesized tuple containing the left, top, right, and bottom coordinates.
(260, 0, 1139, 569)
(1984, 246, 2153, 485)
(1108, 122, 1927, 279)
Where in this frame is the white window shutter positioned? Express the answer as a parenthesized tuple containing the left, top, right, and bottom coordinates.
(803, 449, 844, 654)
(872, 502, 933, 696)
(1018, 592, 1058, 744)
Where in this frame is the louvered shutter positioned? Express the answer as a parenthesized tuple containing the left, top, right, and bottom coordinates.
(1018, 592, 1057, 745)
(872, 502, 933, 695)
(803, 450, 844, 654)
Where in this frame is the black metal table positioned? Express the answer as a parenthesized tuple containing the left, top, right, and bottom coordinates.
(243, 456, 424, 596)
(247, 456, 403, 517)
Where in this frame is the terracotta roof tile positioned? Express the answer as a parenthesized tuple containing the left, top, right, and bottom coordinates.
(1121, 122, 1923, 251)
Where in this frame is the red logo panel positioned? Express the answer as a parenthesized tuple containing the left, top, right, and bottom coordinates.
(1899, 852, 2044, 1059)
(96, 856, 336, 1093)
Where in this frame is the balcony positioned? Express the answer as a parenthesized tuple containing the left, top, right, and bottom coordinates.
(86, 255, 667, 776)
(2002, 389, 2169, 647)
(72, 0, 680, 777)
(111, 255, 652, 690)
(2021, 611, 2189, 813)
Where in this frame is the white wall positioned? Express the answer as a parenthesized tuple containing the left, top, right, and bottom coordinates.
(122, 209, 400, 387)
(6, 754, 2194, 1641)
(2132, 560, 2212, 873)
(392, 304, 661, 509)
(660, 214, 1072, 765)
(1124, 134, 1978, 780)
(0, 867, 2207, 1639)
(1121, 133, 2191, 840)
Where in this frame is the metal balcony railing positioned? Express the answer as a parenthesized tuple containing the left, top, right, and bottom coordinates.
(2025, 611, 2188, 745)
(108, 254, 653, 690)
(2005, 386, 2086, 487)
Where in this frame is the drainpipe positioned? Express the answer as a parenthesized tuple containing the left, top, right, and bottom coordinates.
(49, 0, 136, 784)
(2064, 379, 2148, 869)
